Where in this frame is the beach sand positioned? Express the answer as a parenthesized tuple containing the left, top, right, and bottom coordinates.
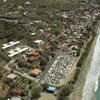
(38, 92, 56, 100)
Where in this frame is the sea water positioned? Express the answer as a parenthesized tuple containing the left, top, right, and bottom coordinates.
(82, 25, 100, 100)
(96, 77, 100, 100)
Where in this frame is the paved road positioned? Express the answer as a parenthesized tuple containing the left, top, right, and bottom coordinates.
(4, 60, 35, 81)
(4, 50, 60, 85)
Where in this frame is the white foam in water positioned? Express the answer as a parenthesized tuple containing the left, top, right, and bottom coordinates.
(82, 26, 100, 100)
(94, 73, 99, 92)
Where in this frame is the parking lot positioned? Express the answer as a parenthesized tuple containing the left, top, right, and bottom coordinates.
(42, 51, 74, 86)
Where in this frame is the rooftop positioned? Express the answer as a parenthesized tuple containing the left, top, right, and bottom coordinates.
(7, 73, 17, 79)
(10, 96, 21, 100)
(34, 40, 44, 44)
(8, 47, 28, 57)
(31, 32, 36, 36)
(31, 68, 42, 76)
(2, 41, 20, 49)
(47, 86, 56, 92)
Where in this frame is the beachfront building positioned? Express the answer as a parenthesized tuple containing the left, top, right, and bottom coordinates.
(47, 86, 56, 93)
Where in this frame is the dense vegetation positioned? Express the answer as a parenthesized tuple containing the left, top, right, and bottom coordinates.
(0, 21, 27, 42)
(31, 87, 41, 99)
(77, 30, 96, 67)
(58, 84, 73, 100)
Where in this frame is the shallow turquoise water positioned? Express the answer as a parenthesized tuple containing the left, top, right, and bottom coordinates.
(96, 78, 100, 100)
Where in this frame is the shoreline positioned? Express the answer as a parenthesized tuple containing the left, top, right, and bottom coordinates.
(91, 76, 99, 100)
(69, 22, 100, 100)
(94, 76, 100, 100)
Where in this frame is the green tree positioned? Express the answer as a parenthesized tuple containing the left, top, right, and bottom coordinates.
(42, 83, 48, 91)
(39, 56, 47, 66)
(0, 97, 6, 100)
(0, 73, 3, 79)
(96, 15, 100, 20)
(31, 88, 41, 99)
(18, 60, 28, 67)
(50, 28, 60, 35)
(58, 84, 73, 100)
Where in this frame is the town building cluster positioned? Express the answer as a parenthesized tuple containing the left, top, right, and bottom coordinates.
(0, 0, 99, 99)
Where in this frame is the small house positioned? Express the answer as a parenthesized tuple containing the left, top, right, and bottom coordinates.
(10, 96, 21, 100)
(31, 68, 41, 77)
(31, 33, 36, 36)
(7, 73, 17, 80)
(12, 88, 25, 96)
(34, 40, 44, 45)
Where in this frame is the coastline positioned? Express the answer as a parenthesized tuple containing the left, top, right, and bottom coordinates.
(95, 76, 100, 100)
(69, 22, 100, 100)
(91, 76, 99, 100)
(91, 74, 100, 100)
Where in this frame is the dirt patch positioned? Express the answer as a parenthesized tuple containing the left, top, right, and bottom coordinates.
(0, 84, 9, 97)
(39, 92, 56, 100)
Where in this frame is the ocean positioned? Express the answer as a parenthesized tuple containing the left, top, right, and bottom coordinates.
(96, 78, 100, 100)
(82, 25, 100, 100)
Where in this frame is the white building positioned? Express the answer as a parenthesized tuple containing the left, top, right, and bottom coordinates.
(7, 73, 17, 80)
(1, 41, 20, 50)
(8, 47, 28, 58)
(34, 40, 44, 45)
